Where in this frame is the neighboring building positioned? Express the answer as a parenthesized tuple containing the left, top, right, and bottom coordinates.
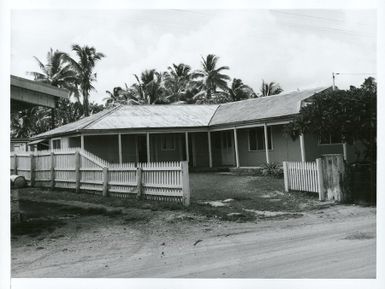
(10, 75, 68, 151)
(30, 87, 362, 167)
(10, 138, 30, 152)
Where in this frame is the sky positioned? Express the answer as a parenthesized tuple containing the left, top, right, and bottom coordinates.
(11, 9, 376, 104)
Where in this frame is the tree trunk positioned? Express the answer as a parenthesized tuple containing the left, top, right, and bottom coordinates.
(83, 90, 89, 117)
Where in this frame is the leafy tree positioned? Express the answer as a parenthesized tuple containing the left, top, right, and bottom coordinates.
(191, 54, 230, 102)
(11, 107, 51, 138)
(66, 44, 105, 116)
(285, 77, 376, 163)
(260, 80, 283, 96)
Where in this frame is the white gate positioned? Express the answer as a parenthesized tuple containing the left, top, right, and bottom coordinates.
(283, 159, 324, 200)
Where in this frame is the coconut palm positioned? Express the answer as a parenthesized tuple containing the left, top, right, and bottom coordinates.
(104, 85, 141, 107)
(130, 69, 167, 104)
(191, 54, 230, 102)
(66, 44, 105, 116)
(164, 63, 192, 103)
(27, 48, 79, 99)
(260, 80, 283, 96)
(226, 78, 255, 102)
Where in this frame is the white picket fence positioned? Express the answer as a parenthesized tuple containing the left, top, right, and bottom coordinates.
(10, 148, 190, 206)
(283, 159, 324, 200)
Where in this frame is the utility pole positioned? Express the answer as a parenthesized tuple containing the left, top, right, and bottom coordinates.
(332, 72, 347, 161)
(332, 72, 339, 91)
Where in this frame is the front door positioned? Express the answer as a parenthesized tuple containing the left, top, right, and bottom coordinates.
(221, 131, 234, 166)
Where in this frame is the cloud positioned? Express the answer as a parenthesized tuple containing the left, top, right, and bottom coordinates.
(11, 9, 376, 103)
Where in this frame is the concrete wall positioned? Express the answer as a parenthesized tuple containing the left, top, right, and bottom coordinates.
(84, 135, 119, 163)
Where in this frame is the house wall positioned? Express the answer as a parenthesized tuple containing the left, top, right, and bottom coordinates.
(121, 134, 137, 163)
(237, 125, 302, 166)
(150, 133, 185, 162)
(68, 136, 81, 148)
(211, 132, 223, 167)
(304, 134, 367, 163)
(304, 134, 343, 162)
(191, 132, 209, 167)
(84, 135, 119, 163)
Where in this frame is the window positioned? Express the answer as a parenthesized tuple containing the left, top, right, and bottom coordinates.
(319, 133, 342, 145)
(52, 139, 61, 149)
(248, 127, 272, 150)
(161, 135, 176, 151)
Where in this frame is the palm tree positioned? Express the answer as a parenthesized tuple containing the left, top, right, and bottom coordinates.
(226, 78, 255, 102)
(104, 85, 141, 107)
(260, 80, 283, 96)
(104, 87, 126, 107)
(191, 54, 230, 102)
(67, 44, 105, 116)
(164, 63, 191, 103)
(130, 69, 167, 104)
(27, 48, 79, 99)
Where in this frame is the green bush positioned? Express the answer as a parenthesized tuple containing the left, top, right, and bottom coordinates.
(261, 162, 283, 178)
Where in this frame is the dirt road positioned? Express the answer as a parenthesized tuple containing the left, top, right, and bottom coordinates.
(12, 204, 376, 278)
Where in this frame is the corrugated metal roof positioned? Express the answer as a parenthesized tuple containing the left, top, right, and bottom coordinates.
(35, 106, 120, 138)
(90, 105, 219, 130)
(209, 87, 327, 126)
(33, 87, 327, 139)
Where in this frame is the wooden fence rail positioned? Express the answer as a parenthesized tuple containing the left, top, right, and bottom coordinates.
(10, 149, 190, 206)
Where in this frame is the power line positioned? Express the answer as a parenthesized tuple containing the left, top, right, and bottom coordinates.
(272, 10, 372, 27)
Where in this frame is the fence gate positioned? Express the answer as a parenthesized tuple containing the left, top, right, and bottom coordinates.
(283, 154, 346, 201)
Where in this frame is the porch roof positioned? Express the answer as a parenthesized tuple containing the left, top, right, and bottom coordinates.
(32, 87, 327, 139)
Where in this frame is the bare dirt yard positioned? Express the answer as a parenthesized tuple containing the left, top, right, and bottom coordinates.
(11, 173, 376, 278)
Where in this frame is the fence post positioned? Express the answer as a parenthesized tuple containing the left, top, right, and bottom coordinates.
(181, 161, 190, 206)
(30, 153, 35, 187)
(283, 161, 289, 192)
(14, 154, 18, 175)
(75, 150, 81, 193)
(136, 167, 143, 199)
(50, 152, 55, 189)
(316, 158, 325, 201)
(102, 167, 109, 197)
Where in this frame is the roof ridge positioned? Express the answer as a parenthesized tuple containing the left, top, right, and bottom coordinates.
(81, 104, 124, 130)
(217, 87, 328, 108)
(208, 104, 221, 126)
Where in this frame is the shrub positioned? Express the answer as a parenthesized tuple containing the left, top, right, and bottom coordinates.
(261, 162, 283, 178)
